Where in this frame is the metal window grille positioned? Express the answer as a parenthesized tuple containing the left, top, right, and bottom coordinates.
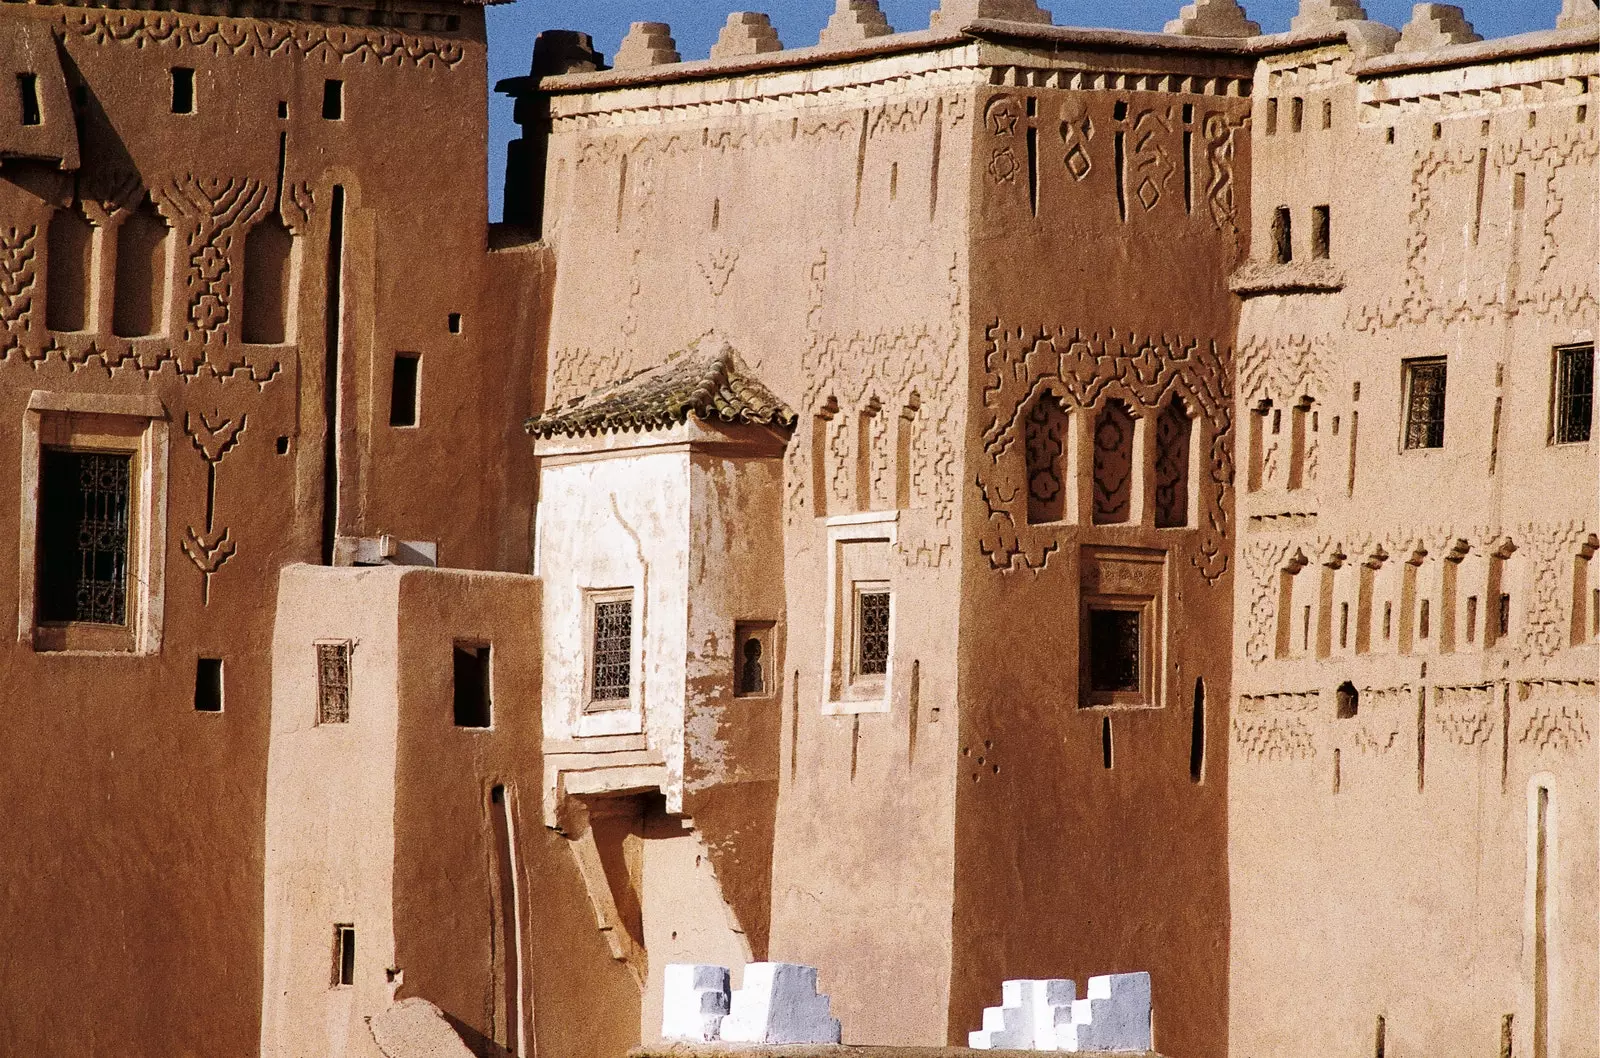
(1088, 609, 1141, 694)
(316, 641, 351, 724)
(856, 591, 890, 676)
(591, 599, 632, 701)
(38, 449, 131, 625)
(1403, 359, 1448, 449)
(1555, 344, 1593, 444)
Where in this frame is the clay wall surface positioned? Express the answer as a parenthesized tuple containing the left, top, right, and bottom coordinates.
(536, 43, 976, 1045)
(0, 0, 541, 1051)
(951, 35, 1250, 1058)
(1230, 28, 1599, 1058)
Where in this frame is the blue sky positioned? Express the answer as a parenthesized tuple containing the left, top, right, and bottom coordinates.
(483, 1, 1566, 219)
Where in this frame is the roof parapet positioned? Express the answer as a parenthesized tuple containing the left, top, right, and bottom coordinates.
(1164, 0, 1263, 38)
(709, 12, 783, 60)
(614, 22, 681, 69)
(819, 0, 894, 47)
(1290, 0, 1370, 31)
(1395, 3, 1482, 51)
(929, 0, 1050, 29)
(1557, 0, 1600, 31)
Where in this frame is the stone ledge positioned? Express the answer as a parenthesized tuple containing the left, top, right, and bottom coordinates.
(634, 1046, 1165, 1058)
(1229, 259, 1346, 296)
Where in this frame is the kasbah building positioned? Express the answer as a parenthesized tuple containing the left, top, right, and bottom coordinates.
(0, 0, 1596, 1050)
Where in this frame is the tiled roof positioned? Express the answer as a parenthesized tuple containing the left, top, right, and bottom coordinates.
(527, 343, 796, 440)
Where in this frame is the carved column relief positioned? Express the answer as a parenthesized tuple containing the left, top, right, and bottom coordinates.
(181, 410, 244, 603)
(154, 175, 271, 345)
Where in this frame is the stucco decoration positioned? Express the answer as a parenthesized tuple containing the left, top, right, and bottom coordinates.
(1234, 691, 1319, 760)
(976, 322, 1233, 579)
(0, 225, 38, 335)
(153, 175, 271, 345)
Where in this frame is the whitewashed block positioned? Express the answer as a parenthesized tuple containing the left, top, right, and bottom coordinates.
(1057, 972, 1152, 1053)
(719, 962, 841, 1045)
(662, 964, 731, 1042)
(969, 979, 1076, 1049)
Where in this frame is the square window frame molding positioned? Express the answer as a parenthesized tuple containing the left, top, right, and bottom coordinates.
(578, 585, 644, 738)
(18, 390, 168, 654)
(1078, 545, 1168, 711)
(822, 510, 897, 716)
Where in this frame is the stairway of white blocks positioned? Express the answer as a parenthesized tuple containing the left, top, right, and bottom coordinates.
(660, 963, 1152, 1052)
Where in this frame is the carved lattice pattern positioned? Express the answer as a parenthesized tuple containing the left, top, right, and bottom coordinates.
(1024, 392, 1069, 524)
(1403, 359, 1447, 449)
(591, 599, 633, 701)
(1093, 400, 1135, 524)
(1155, 400, 1192, 528)
(316, 641, 351, 725)
(856, 591, 890, 676)
(39, 450, 131, 625)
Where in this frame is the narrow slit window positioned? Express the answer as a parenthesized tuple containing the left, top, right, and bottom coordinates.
(194, 658, 224, 712)
(316, 640, 351, 725)
(453, 644, 491, 728)
(1291, 97, 1304, 133)
(389, 354, 419, 427)
(1466, 596, 1478, 642)
(171, 67, 194, 114)
(1498, 593, 1511, 639)
(333, 924, 356, 987)
(591, 598, 633, 702)
(1553, 343, 1593, 444)
(1403, 358, 1448, 450)
(322, 79, 343, 120)
(1271, 206, 1293, 264)
(18, 73, 40, 126)
(1265, 97, 1278, 136)
(1420, 598, 1431, 639)
(39, 449, 132, 625)
(1311, 205, 1331, 259)
(856, 590, 891, 677)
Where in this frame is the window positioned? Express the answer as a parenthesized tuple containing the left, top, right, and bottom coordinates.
(316, 640, 351, 724)
(1403, 358, 1448, 449)
(1311, 205, 1330, 259)
(1322, 99, 1333, 129)
(1271, 206, 1292, 264)
(590, 597, 633, 705)
(1466, 596, 1478, 642)
(1553, 343, 1593, 444)
(194, 658, 223, 712)
(38, 449, 131, 626)
(17, 73, 39, 126)
(1336, 681, 1359, 719)
(1291, 97, 1304, 133)
(1498, 593, 1511, 639)
(453, 643, 491, 727)
(1087, 608, 1140, 694)
(389, 353, 420, 427)
(322, 79, 343, 120)
(1420, 598, 1431, 639)
(855, 590, 891, 677)
(447, 312, 462, 334)
(242, 214, 294, 345)
(332, 924, 356, 987)
(170, 67, 194, 114)
(46, 207, 93, 332)
(1265, 97, 1278, 136)
(735, 622, 775, 698)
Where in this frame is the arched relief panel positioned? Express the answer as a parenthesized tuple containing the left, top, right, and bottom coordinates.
(112, 198, 170, 339)
(242, 212, 296, 345)
(46, 206, 94, 333)
(1024, 389, 1070, 525)
(976, 322, 1233, 579)
(1154, 396, 1193, 528)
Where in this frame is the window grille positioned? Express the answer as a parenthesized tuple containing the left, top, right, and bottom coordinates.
(38, 449, 132, 625)
(591, 599, 632, 701)
(1403, 358, 1448, 449)
(316, 641, 351, 724)
(1088, 609, 1141, 693)
(856, 591, 890, 676)
(1554, 343, 1593, 444)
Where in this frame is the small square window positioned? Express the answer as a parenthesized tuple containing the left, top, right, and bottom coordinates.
(171, 67, 194, 114)
(332, 924, 355, 987)
(1403, 357, 1448, 450)
(589, 596, 633, 706)
(855, 590, 891, 678)
(194, 657, 224, 712)
(316, 640, 351, 725)
(453, 643, 491, 728)
(1553, 343, 1593, 444)
(322, 79, 343, 120)
(447, 312, 462, 334)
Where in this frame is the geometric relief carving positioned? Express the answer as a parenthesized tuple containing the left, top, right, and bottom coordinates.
(153, 175, 271, 345)
(1202, 111, 1245, 257)
(1092, 399, 1135, 524)
(1518, 679, 1596, 753)
(1128, 107, 1177, 212)
(1434, 683, 1495, 746)
(0, 225, 40, 333)
(977, 323, 1232, 579)
(1024, 391, 1069, 524)
(180, 410, 245, 602)
(1059, 96, 1095, 181)
(1235, 691, 1320, 761)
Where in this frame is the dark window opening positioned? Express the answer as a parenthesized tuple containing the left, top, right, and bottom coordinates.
(276, 435, 290, 455)
(277, 100, 288, 119)
(591, 599, 633, 701)
(1291, 97, 1304, 132)
(1498, 593, 1511, 638)
(1420, 598, 1432, 639)
(1467, 596, 1479, 642)
(39, 449, 132, 625)
(447, 312, 462, 334)
(1403, 358, 1448, 450)
(857, 591, 891, 677)
(17, 73, 40, 125)
(171, 67, 194, 114)
(322, 79, 343, 120)
(1336, 681, 1359, 719)
(1182, 102, 1194, 124)
(1271, 206, 1293, 264)
(739, 637, 764, 696)
(333, 924, 356, 987)
(1554, 343, 1593, 444)
(1101, 716, 1114, 770)
(389, 354, 419, 427)
(1311, 205, 1331, 259)
(1088, 608, 1140, 694)
(316, 641, 351, 724)
(1189, 677, 1205, 783)
(1385, 126, 1395, 144)
(1322, 99, 1333, 129)
(453, 643, 492, 728)
(1265, 97, 1278, 136)
(1112, 100, 1128, 121)
(194, 658, 224, 712)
